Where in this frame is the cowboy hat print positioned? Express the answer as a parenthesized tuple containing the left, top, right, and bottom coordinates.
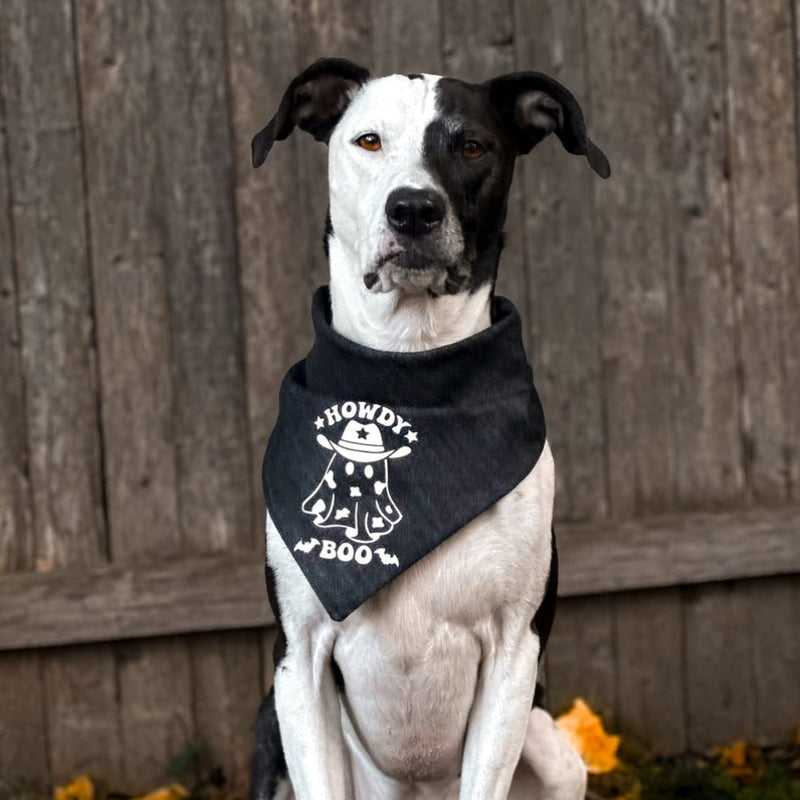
(302, 420, 411, 543)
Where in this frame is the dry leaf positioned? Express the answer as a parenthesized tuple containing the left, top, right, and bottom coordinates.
(556, 697, 621, 774)
(718, 739, 748, 768)
(54, 775, 94, 800)
(130, 784, 189, 800)
(717, 739, 760, 780)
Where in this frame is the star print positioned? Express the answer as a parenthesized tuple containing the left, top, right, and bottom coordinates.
(356, 426, 369, 440)
(314, 416, 325, 430)
(405, 430, 418, 443)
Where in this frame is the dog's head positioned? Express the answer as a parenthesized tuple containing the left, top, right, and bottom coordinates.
(253, 58, 609, 297)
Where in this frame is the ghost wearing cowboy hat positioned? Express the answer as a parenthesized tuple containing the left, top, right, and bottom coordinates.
(302, 420, 410, 543)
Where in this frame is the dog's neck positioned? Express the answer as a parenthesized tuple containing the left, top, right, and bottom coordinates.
(328, 246, 492, 353)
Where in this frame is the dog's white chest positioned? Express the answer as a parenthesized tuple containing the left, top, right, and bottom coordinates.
(268, 444, 554, 785)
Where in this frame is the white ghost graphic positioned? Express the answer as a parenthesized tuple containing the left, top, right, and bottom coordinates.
(301, 420, 410, 543)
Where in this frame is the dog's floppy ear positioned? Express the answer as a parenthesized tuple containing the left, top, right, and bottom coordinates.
(484, 72, 610, 178)
(252, 58, 371, 168)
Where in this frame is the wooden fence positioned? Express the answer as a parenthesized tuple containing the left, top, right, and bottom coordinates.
(1, 0, 799, 791)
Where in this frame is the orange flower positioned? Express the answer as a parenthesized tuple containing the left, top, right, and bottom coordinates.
(131, 784, 189, 800)
(54, 775, 94, 800)
(556, 698, 621, 774)
(717, 739, 760, 781)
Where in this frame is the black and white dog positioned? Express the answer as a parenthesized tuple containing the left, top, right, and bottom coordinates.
(250, 58, 609, 800)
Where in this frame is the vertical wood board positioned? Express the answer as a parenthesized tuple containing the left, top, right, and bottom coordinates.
(585, 0, 676, 517)
(0, 37, 46, 783)
(0, 11, 33, 574)
(725, 0, 800, 503)
(613, 588, 686, 755)
(370, 0, 443, 76)
(745, 576, 800, 744)
(1, 0, 105, 570)
(74, 0, 192, 786)
(544, 594, 616, 723)
(74, 0, 181, 565)
(150, 0, 252, 555)
(1, 0, 115, 785)
(225, 0, 310, 538)
(191, 630, 264, 788)
(116, 637, 194, 790)
(683, 581, 758, 751)
(514, 0, 606, 522)
(657, 0, 744, 508)
(152, 3, 261, 788)
(44, 643, 122, 783)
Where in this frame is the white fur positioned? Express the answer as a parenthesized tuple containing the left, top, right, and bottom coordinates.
(325, 75, 486, 351)
(265, 72, 587, 800)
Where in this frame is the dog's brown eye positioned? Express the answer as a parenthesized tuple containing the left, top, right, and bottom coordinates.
(356, 133, 382, 152)
(462, 140, 486, 159)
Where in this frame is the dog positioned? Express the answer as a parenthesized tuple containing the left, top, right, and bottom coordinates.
(249, 58, 609, 800)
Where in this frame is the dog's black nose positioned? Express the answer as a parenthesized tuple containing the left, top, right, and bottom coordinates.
(385, 188, 445, 236)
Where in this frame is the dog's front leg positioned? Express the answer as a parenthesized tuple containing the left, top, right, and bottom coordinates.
(273, 631, 351, 799)
(267, 518, 351, 800)
(459, 621, 540, 800)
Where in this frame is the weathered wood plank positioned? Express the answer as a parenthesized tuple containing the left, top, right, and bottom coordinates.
(371, 0, 442, 76)
(585, 0, 675, 517)
(0, 0, 105, 572)
(746, 576, 800, 745)
(151, 0, 252, 555)
(557, 505, 800, 596)
(725, 0, 800, 504)
(0, 45, 47, 785)
(613, 588, 685, 755)
(75, 0, 180, 565)
(544, 594, 616, 722)
(191, 630, 264, 785)
(1, 508, 798, 651)
(442, 0, 529, 332)
(0, 652, 48, 784)
(513, 0, 606, 522)
(1, 0, 116, 785)
(116, 637, 193, 791)
(0, 555, 271, 650)
(45, 643, 123, 783)
(225, 0, 309, 538)
(659, 0, 744, 508)
(150, 4, 259, 787)
(0, 67, 32, 575)
(684, 581, 757, 751)
(792, 0, 800, 502)
(73, 0, 193, 786)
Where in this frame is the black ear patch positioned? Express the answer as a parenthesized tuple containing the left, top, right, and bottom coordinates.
(252, 58, 371, 168)
(485, 72, 610, 178)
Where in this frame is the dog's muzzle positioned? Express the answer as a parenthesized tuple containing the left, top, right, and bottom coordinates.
(367, 186, 464, 294)
(385, 187, 446, 242)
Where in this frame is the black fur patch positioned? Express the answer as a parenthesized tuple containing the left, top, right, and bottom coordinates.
(423, 78, 518, 292)
(533, 681, 547, 708)
(406, 73, 424, 80)
(323, 209, 333, 258)
(531, 529, 558, 654)
(265, 562, 287, 668)
(249, 688, 288, 800)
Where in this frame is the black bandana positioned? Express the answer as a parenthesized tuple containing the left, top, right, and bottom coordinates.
(263, 287, 547, 621)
